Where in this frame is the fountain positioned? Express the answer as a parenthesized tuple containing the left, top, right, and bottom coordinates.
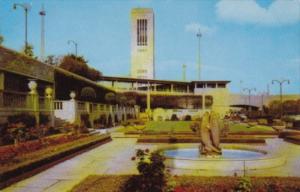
(159, 110, 286, 171)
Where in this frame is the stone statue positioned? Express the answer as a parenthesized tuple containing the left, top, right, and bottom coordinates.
(199, 111, 222, 156)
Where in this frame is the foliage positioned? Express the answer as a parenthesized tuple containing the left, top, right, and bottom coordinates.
(59, 54, 102, 81)
(0, 35, 3, 45)
(1, 114, 53, 145)
(234, 177, 252, 192)
(105, 92, 116, 104)
(267, 99, 300, 117)
(81, 87, 97, 101)
(0, 134, 106, 175)
(184, 115, 192, 121)
(22, 44, 35, 58)
(71, 175, 300, 192)
(44, 55, 60, 65)
(7, 113, 36, 128)
(116, 94, 127, 106)
(121, 149, 166, 192)
(171, 114, 179, 121)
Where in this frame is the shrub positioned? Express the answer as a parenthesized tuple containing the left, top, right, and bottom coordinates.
(234, 177, 252, 192)
(122, 149, 166, 192)
(40, 114, 50, 125)
(184, 115, 192, 121)
(171, 114, 179, 121)
(7, 113, 36, 128)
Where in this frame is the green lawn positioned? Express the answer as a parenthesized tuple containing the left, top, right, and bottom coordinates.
(144, 121, 193, 133)
(229, 123, 275, 133)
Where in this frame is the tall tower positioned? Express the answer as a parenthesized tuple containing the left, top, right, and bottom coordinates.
(131, 8, 154, 79)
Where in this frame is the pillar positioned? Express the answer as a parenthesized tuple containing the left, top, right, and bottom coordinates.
(45, 87, 54, 127)
(28, 80, 39, 125)
(146, 82, 151, 120)
(171, 84, 174, 93)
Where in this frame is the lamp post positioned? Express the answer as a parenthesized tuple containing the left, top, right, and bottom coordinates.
(196, 30, 202, 80)
(13, 3, 31, 49)
(39, 5, 46, 61)
(243, 88, 256, 112)
(68, 40, 78, 56)
(272, 79, 290, 118)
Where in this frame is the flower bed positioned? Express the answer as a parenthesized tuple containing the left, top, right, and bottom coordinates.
(71, 175, 300, 192)
(0, 134, 111, 189)
(284, 135, 300, 145)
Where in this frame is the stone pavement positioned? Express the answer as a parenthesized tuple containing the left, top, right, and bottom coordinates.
(3, 137, 300, 192)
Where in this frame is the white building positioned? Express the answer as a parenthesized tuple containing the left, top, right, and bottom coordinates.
(131, 8, 155, 79)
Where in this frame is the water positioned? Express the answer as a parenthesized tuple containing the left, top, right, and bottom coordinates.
(164, 148, 265, 160)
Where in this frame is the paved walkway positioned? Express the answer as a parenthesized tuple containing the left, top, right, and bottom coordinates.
(3, 137, 300, 192)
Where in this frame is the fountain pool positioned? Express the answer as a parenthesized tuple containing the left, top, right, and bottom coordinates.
(160, 146, 285, 171)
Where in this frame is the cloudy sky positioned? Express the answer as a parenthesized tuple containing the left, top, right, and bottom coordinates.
(1, 0, 300, 94)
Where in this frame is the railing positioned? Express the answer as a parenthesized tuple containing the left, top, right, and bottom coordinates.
(1, 90, 27, 109)
(77, 102, 86, 111)
(54, 101, 63, 110)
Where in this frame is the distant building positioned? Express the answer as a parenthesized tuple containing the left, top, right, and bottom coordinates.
(131, 8, 155, 79)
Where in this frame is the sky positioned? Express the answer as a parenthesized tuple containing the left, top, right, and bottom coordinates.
(0, 0, 300, 94)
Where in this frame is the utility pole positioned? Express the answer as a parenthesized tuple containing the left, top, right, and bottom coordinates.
(196, 30, 202, 80)
(39, 5, 46, 61)
(182, 64, 186, 81)
(272, 79, 290, 118)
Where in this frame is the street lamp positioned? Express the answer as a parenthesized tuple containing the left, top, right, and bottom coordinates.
(196, 29, 202, 80)
(272, 79, 290, 118)
(243, 88, 256, 111)
(67, 40, 78, 56)
(13, 3, 31, 49)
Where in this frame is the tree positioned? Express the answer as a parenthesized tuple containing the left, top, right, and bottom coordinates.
(45, 55, 60, 65)
(0, 35, 3, 45)
(59, 54, 102, 81)
(105, 92, 116, 104)
(22, 44, 35, 58)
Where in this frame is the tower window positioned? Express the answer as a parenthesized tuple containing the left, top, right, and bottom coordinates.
(137, 19, 147, 46)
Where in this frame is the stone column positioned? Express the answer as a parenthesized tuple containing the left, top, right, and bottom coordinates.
(68, 91, 78, 124)
(146, 82, 151, 120)
(28, 80, 39, 125)
(45, 87, 54, 127)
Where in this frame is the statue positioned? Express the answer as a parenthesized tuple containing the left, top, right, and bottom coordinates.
(199, 110, 222, 156)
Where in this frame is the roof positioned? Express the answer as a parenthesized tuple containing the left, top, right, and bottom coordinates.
(98, 75, 231, 85)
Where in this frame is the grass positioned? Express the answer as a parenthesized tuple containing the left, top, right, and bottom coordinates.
(229, 123, 276, 133)
(71, 175, 300, 192)
(117, 121, 194, 133)
(118, 120, 275, 134)
(144, 121, 193, 133)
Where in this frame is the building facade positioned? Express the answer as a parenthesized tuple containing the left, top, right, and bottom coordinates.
(131, 8, 155, 79)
